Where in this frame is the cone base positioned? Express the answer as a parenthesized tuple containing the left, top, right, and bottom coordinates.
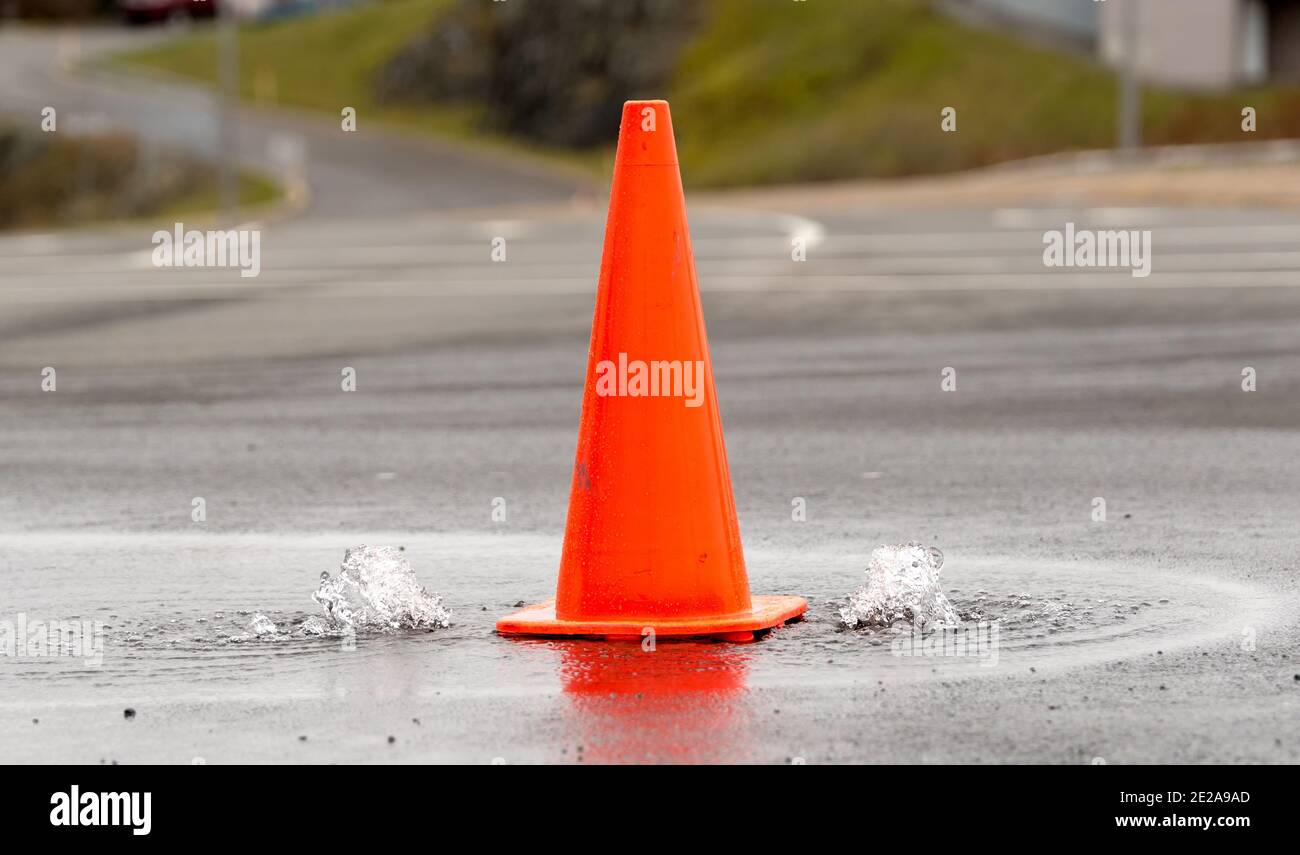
(496, 595, 807, 641)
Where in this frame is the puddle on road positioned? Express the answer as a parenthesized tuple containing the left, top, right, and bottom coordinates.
(755, 550, 1273, 685)
(1, 531, 1287, 763)
(118, 544, 452, 645)
(831, 542, 1172, 661)
(0, 532, 1280, 694)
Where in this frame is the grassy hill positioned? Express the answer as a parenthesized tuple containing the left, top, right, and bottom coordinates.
(0, 124, 278, 231)
(112, 0, 1300, 188)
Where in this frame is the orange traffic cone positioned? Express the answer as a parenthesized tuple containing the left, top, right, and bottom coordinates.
(497, 100, 806, 642)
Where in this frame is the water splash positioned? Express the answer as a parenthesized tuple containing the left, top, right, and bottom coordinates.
(248, 613, 279, 636)
(311, 546, 451, 633)
(840, 542, 959, 629)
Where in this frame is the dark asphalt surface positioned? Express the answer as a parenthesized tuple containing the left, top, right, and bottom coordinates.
(1, 26, 1298, 763)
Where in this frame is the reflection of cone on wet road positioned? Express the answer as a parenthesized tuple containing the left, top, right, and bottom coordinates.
(559, 643, 752, 763)
(497, 100, 806, 642)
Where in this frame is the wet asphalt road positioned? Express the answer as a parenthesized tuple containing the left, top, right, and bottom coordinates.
(1, 26, 1299, 763)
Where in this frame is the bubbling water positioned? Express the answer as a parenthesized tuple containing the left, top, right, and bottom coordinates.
(311, 545, 452, 633)
(248, 613, 279, 636)
(840, 542, 959, 629)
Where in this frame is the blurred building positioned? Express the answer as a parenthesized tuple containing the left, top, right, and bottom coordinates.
(955, 0, 1300, 88)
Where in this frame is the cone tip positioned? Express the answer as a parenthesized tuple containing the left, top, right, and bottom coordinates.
(616, 100, 678, 166)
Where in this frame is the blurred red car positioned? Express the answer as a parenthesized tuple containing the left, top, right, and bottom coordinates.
(119, 0, 217, 24)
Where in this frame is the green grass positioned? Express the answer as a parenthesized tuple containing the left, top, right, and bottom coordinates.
(670, 0, 1300, 186)
(2, 170, 282, 232)
(0, 127, 281, 232)
(155, 171, 282, 220)
(121, 0, 450, 116)
(107, 0, 602, 172)
(671, 0, 1122, 184)
(110, 0, 1300, 188)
